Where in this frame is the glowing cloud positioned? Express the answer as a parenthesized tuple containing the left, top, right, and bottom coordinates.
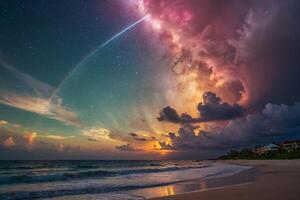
(82, 128, 112, 141)
(0, 120, 8, 127)
(130, 0, 252, 113)
(23, 132, 37, 145)
(41, 135, 74, 140)
(3, 137, 15, 148)
(57, 144, 64, 152)
(0, 60, 82, 127)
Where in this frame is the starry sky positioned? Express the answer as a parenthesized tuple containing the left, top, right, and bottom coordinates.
(1, 0, 300, 160)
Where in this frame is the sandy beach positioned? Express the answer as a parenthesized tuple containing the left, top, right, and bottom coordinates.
(150, 160, 300, 200)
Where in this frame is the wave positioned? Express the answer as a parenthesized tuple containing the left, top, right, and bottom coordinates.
(0, 165, 209, 185)
(0, 162, 251, 200)
(0, 179, 192, 200)
(118, 165, 210, 175)
(0, 170, 115, 185)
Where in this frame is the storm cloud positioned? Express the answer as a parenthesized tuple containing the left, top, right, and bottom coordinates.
(232, 0, 300, 108)
(158, 92, 245, 123)
(159, 102, 300, 150)
(140, 0, 300, 109)
(137, 0, 300, 155)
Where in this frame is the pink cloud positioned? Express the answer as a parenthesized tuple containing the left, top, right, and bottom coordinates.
(57, 144, 64, 151)
(24, 132, 37, 145)
(3, 137, 15, 148)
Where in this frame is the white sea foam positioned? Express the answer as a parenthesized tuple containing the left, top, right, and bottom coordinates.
(0, 161, 251, 200)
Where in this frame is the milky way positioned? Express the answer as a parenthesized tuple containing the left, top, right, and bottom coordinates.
(131, 0, 300, 109)
(1, 0, 300, 159)
(127, 0, 300, 154)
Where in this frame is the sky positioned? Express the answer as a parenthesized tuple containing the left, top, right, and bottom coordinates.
(0, 0, 300, 160)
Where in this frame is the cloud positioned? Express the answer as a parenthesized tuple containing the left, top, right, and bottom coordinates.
(0, 123, 76, 154)
(41, 135, 74, 140)
(159, 124, 201, 150)
(0, 120, 8, 127)
(158, 91, 245, 123)
(133, 137, 149, 142)
(129, 132, 138, 137)
(128, 132, 152, 142)
(157, 106, 183, 123)
(131, 0, 300, 159)
(158, 102, 300, 150)
(138, 0, 300, 111)
(23, 132, 37, 145)
(262, 102, 300, 134)
(87, 138, 98, 142)
(82, 128, 112, 141)
(2, 136, 15, 148)
(0, 122, 127, 159)
(136, 0, 252, 106)
(197, 92, 245, 121)
(0, 60, 82, 127)
(0, 93, 81, 127)
(56, 144, 64, 152)
(115, 144, 143, 152)
(232, 0, 300, 108)
(84, 128, 154, 144)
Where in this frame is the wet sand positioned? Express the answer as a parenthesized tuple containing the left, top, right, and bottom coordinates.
(150, 160, 300, 200)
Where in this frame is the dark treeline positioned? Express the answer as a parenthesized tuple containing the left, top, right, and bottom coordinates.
(219, 149, 300, 160)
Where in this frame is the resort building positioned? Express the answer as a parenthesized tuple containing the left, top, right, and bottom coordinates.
(281, 140, 300, 151)
(255, 144, 279, 155)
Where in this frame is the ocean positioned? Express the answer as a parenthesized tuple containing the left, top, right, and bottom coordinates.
(0, 160, 251, 200)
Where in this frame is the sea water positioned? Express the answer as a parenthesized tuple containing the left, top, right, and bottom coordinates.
(0, 160, 251, 200)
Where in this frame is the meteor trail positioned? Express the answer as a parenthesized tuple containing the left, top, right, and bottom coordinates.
(99, 15, 149, 50)
(52, 15, 149, 97)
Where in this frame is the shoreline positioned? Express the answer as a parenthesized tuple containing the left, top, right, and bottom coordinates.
(147, 160, 300, 200)
(126, 162, 257, 199)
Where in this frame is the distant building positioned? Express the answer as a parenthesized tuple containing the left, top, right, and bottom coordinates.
(255, 144, 279, 155)
(281, 140, 300, 151)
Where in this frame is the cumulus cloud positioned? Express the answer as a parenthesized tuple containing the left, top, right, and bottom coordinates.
(115, 144, 143, 152)
(158, 102, 300, 150)
(232, 0, 300, 108)
(197, 92, 245, 121)
(159, 124, 200, 150)
(23, 132, 37, 145)
(137, 0, 300, 110)
(131, 0, 300, 158)
(135, 0, 253, 106)
(0, 120, 8, 127)
(56, 144, 65, 152)
(158, 91, 245, 123)
(2, 136, 15, 148)
(0, 122, 108, 159)
(157, 106, 184, 123)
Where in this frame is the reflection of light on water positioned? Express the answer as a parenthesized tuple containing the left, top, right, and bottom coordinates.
(199, 178, 207, 190)
(164, 185, 175, 196)
(142, 185, 176, 197)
